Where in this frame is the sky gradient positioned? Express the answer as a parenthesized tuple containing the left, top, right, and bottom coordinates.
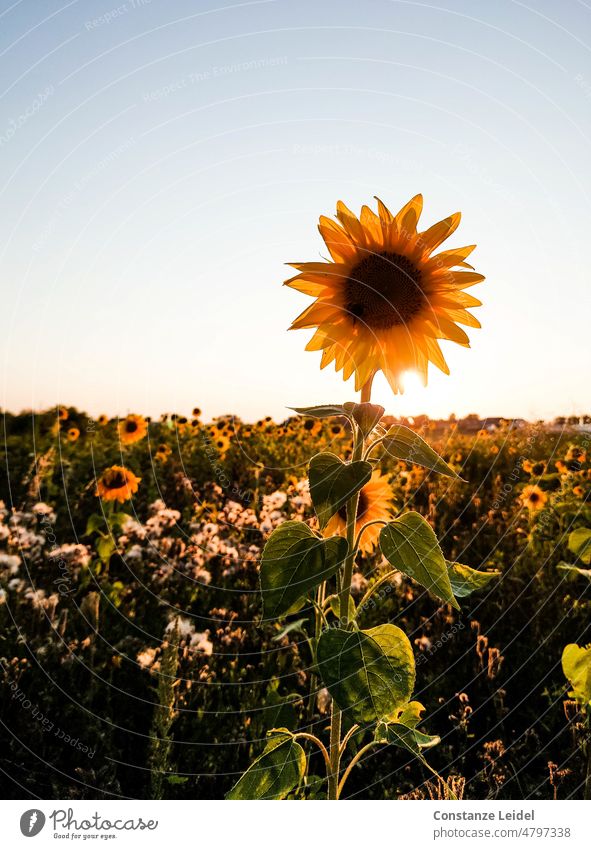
(1, 0, 590, 422)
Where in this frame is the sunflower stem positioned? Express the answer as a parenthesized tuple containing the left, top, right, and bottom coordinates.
(327, 381, 375, 800)
(360, 373, 375, 403)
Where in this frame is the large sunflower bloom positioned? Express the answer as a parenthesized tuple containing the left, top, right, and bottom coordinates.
(96, 465, 141, 503)
(118, 414, 147, 445)
(286, 195, 484, 393)
(323, 471, 394, 553)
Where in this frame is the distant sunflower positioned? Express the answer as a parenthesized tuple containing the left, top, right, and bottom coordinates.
(57, 406, 69, 421)
(67, 427, 80, 442)
(329, 422, 346, 439)
(214, 434, 230, 454)
(155, 443, 172, 462)
(96, 465, 141, 503)
(97, 414, 109, 427)
(118, 414, 147, 445)
(520, 484, 547, 512)
(192, 407, 202, 417)
(286, 195, 484, 393)
(323, 471, 394, 553)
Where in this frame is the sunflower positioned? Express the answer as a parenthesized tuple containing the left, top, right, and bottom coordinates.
(286, 195, 483, 393)
(323, 471, 394, 553)
(566, 445, 586, 464)
(97, 414, 109, 427)
(214, 434, 230, 454)
(96, 465, 141, 503)
(155, 443, 172, 462)
(328, 422, 346, 439)
(57, 406, 69, 421)
(67, 427, 80, 442)
(192, 407, 202, 417)
(520, 484, 547, 512)
(118, 414, 147, 445)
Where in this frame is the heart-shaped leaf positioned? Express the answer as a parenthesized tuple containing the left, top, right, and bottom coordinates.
(562, 643, 591, 706)
(309, 452, 372, 529)
(447, 561, 500, 598)
(260, 520, 348, 619)
(226, 732, 306, 799)
(377, 425, 460, 479)
(380, 512, 460, 610)
(316, 624, 415, 724)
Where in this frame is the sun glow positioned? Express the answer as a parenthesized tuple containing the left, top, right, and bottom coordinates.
(372, 369, 444, 418)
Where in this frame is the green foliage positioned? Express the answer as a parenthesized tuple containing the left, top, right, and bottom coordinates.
(380, 512, 460, 609)
(344, 401, 385, 438)
(260, 521, 348, 619)
(376, 424, 460, 478)
(290, 404, 351, 419)
(226, 732, 306, 799)
(447, 561, 501, 598)
(316, 625, 415, 724)
(568, 528, 591, 564)
(308, 452, 372, 529)
(562, 644, 591, 707)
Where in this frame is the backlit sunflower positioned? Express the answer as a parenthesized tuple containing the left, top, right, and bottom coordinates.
(118, 414, 147, 445)
(286, 195, 484, 393)
(96, 465, 141, 503)
(67, 427, 80, 442)
(520, 484, 547, 512)
(323, 471, 394, 553)
(97, 414, 109, 427)
(57, 406, 69, 421)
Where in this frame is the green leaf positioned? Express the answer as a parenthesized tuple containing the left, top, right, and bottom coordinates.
(110, 511, 130, 529)
(166, 775, 189, 785)
(447, 562, 500, 598)
(375, 721, 440, 757)
(272, 618, 308, 642)
(316, 624, 415, 724)
(290, 404, 351, 419)
(375, 701, 440, 777)
(260, 521, 348, 619)
(380, 513, 460, 610)
(327, 594, 356, 622)
(557, 562, 591, 580)
(96, 535, 116, 564)
(562, 643, 591, 706)
(309, 452, 372, 530)
(85, 513, 105, 535)
(377, 425, 460, 479)
(226, 733, 306, 800)
(568, 528, 591, 564)
(343, 402, 385, 438)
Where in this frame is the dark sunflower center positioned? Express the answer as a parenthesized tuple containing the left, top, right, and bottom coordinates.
(105, 470, 127, 489)
(529, 492, 540, 503)
(125, 421, 138, 433)
(344, 251, 424, 330)
(338, 489, 369, 522)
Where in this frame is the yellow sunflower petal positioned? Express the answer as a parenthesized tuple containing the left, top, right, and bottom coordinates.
(418, 212, 461, 255)
(394, 193, 423, 238)
(318, 216, 356, 263)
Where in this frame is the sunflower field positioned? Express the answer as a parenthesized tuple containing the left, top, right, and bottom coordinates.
(1, 405, 590, 800)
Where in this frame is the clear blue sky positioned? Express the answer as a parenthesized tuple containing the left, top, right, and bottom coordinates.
(1, 0, 589, 421)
